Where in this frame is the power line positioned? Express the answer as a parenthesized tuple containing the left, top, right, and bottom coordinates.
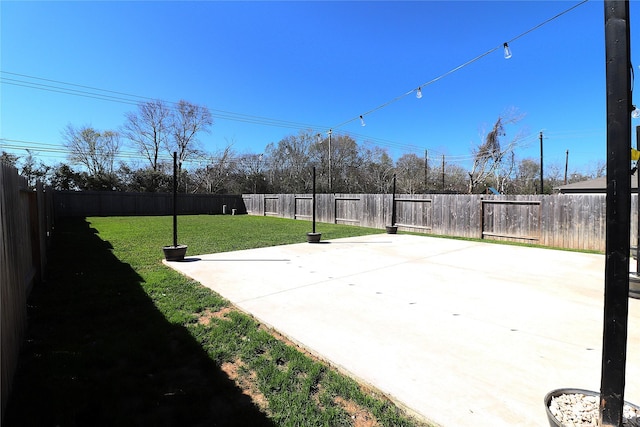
(1, 72, 432, 154)
(0, 71, 331, 132)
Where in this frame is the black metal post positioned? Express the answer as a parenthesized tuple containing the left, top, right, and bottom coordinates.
(441, 155, 445, 192)
(636, 126, 640, 274)
(312, 166, 316, 234)
(391, 174, 397, 226)
(424, 149, 428, 192)
(600, 2, 632, 426)
(540, 131, 544, 194)
(173, 152, 178, 247)
(564, 150, 569, 185)
(328, 130, 332, 193)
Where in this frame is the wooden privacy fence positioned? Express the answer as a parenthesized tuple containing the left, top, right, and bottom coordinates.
(241, 193, 628, 252)
(54, 191, 246, 217)
(1, 163, 53, 420)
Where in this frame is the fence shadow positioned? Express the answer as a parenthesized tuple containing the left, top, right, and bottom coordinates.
(3, 218, 273, 427)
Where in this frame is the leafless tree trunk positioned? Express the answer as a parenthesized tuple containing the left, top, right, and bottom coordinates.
(467, 111, 527, 193)
(62, 124, 121, 177)
(170, 100, 213, 177)
(122, 100, 171, 171)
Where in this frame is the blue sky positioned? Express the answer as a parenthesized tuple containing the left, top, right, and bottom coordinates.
(1, 1, 639, 175)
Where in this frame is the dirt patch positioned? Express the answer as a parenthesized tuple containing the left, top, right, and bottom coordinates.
(258, 323, 321, 361)
(221, 359, 269, 413)
(334, 396, 380, 427)
(197, 306, 233, 326)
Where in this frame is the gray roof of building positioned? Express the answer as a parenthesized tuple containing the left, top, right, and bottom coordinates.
(556, 170, 639, 193)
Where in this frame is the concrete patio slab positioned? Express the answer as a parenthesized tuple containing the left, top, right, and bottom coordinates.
(164, 233, 640, 427)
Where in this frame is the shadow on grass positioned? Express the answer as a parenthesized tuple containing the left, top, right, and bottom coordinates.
(4, 218, 273, 427)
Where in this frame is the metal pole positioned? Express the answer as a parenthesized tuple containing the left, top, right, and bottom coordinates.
(172, 151, 178, 247)
(564, 150, 569, 185)
(636, 126, 639, 275)
(441, 155, 445, 192)
(424, 149, 428, 192)
(391, 173, 397, 226)
(328, 129, 332, 193)
(540, 131, 544, 194)
(312, 166, 316, 234)
(600, 2, 631, 425)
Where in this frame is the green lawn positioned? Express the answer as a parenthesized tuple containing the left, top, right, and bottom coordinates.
(5, 215, 430, 427)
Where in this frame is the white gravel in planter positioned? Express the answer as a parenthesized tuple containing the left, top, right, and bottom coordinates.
(549, 393, 640, 427)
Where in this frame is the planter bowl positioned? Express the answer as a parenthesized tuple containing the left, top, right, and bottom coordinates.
(163, 244, 188, 261)
(307, 232, 322, 243)
(544, 388, 640, 427)
(386, 226, 398, 234)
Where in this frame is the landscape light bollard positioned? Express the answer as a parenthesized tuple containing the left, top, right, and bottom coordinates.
(307, 166, 321, 243)
(386, 174, 398, 234)
(162, 151, 188, 261)
(173, 151, 178, 247)
(600, 1, 631, 425)
(636, 125, 640, 275)
(544, 5, 637, 425)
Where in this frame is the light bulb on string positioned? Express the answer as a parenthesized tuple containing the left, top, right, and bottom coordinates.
(416, 87, 423, 99)
(633, 106, 640, 119)
(503, 43, 512, 59)
(360, 115, 366, 126)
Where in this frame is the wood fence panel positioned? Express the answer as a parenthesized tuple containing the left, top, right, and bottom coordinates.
(1, 165, 29, 419)
(239, 193, 610, 251)
(395, 196, 432, 232)
(294, 196, 313, 220)
(1, 164, 53, 418)
(49, 190, 614, 252)
(335, 195, 361, 225)
(481, 198, 541, 243)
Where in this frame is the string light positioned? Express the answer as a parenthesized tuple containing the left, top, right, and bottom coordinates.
(328, 0, 588, 132)
(360, 115, 366, 127)
(416, 87, 423, 99)
(503, 43, 513, 59)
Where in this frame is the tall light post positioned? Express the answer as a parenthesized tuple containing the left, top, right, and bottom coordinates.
(317, 130, 332, 193)
(327, 130, 332, 193)
(539, 131, 544, 194)
(600, 1, 632, 425)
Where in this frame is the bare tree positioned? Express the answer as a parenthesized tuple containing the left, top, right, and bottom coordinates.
(20, 150, 50, 189)
(329, 134, 360, 193)
(62, 124, 121, 177)
(1, 151, 19, 167)
(122, 100, 172, 171)
(170, 100, 213, 176)
(265, 130, 314, 193)
(512, 158, 541, 194)
(467, 112, 527, 193)
(191, 144, 236, 193)
(237, 152, 267, 193)
(494, 151, 516, 194)
(396, 153, 424, 194)
(354, 145, 394, 193)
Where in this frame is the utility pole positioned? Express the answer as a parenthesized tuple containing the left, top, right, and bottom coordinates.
(600, 1, 631, 425)
(424, 149, 428, 193)
(564, 150, 569, 185)
(328, 130, 333, 193)
(441, 155, 445, 192)
(539, 131, 544, 194)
